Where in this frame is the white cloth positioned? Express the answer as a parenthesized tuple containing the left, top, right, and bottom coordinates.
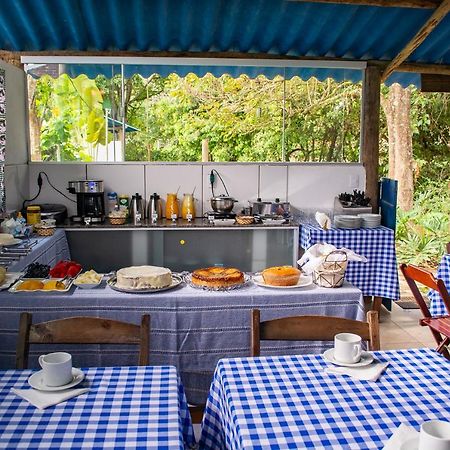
(325, 361, 389, 382)
(382, 424, 419, 450)
(298, 243, 367, 275)
(12, 388, 89, 410)
(315, 212, 331, 230)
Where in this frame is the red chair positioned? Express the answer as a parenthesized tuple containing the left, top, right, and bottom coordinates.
(400, 264, 450, 359)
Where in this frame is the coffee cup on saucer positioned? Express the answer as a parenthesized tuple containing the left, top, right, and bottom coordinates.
(334, 333, 362, 364)
(38, 352, 73, 387)
(419, 420, 450, 450)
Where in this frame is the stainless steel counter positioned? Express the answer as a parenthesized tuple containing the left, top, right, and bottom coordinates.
(63, 219, 299, 272)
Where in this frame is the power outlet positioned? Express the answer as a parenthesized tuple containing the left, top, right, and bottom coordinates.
(349, 175, 360, 189)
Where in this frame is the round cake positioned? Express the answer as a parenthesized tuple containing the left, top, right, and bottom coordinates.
(262, 266, 301, 286)
(191, 267, 244, 289)
(116, 265, 172, 290)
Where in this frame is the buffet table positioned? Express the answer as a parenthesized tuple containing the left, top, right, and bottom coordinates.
(0, 280, 364, 404)
(8, 229, 71, 272)
(0, 365, 195, 449)
(300, 224, 400, 304)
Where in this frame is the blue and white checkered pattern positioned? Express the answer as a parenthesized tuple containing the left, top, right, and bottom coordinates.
(300, 224, 400, 300)
(199, 348, 450, 450)
(429, 254, 450, 317)
(0, 365, 195, 449)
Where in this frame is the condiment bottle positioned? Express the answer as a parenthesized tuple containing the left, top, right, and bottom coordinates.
(107, 192, 118, 216)
(165, 193, 179, 221)
(118, 194, 130, 217)
(181, 194, 195, 221)
(26, 205, 41, 225)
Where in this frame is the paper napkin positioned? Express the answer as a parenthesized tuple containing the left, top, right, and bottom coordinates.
(315, 212, 331, 230)
(382, 424, 419, 450)
(12, 388, 89, 410)
(325, 361, 389, 382)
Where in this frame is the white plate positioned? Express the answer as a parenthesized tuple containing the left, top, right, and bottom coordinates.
(0, 239, 23, 247)
(323, 349, 374, 367)
(107, 274, 183, 294)
(253, 274, 313, 289)
(0, 272, 24, 290)
(400, 436, 419, 450)
(262, 219, 286, 225)
(74, 281, 102, 289)
(28, 368, 85, 391)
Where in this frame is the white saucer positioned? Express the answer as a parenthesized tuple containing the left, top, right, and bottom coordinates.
(253, 275, 313, 289)
(323, 349, 374, 367)
(400, 436, 419, 450)
(28, 368, 85, 391)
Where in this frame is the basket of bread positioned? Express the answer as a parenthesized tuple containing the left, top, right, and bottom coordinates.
(108, 210, 127, 225)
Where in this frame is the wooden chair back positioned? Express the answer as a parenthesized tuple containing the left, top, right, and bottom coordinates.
(250, 310, 380, 357)
(16, 314, 150, 369)
(400, 263, 450, 317)
(447, 242, 450, 254)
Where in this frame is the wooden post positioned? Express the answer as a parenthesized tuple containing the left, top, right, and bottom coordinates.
(201, 139, 209, 162)
(360, 65, 381, 213)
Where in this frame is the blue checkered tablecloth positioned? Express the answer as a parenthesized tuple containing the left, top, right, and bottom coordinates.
(199, 348, 450, 449)
(0, 365, 195, 449)
(429, 254, 450, 317)
(300, 224, 400, 300)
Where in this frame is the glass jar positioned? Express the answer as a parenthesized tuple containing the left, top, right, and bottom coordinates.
(165, 193, 179, 221)
(181, 194, 195, 221)
(26, 205, 41, 225)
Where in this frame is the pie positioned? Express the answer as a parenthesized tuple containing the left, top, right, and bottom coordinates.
(191, 267, 244, 289)
(262, 266, 301, 286)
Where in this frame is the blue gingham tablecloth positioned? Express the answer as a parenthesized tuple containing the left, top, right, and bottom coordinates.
(300, 224, 400, 300)
(0, 365, 195, 449)
(8, 228, 71, 272)
(429, 254, 450, 317)
(199, 348, 450, 450)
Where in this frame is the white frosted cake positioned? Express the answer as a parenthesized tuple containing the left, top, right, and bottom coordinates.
(116, 265, 172, 290)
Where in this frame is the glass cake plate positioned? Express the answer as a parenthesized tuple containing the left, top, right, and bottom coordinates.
(107, 274, 183, 294)
(184, 272, 251, 291)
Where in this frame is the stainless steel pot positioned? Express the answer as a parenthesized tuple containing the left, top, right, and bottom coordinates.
(250, 199, 272, 216)
(210, 195, 237, 213)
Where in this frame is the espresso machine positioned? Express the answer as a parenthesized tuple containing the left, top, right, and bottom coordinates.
(68, 180, 105, 223)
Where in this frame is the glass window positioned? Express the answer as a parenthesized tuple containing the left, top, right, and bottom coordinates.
(26, 64, 361, 163)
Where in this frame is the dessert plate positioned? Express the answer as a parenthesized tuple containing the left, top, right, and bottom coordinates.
(28, 368, 85, 391)
(107, 274, 183, 294)
(253, 275, 313, 289)
(0, 239, 23, 247)
(323, 349, 374, 367)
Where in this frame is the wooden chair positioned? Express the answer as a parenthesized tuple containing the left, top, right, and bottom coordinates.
(446, 242, 450, 254)
(250, 310, 380, 357)
(16, 313, 150, 369)
(400, 263, 450, 359)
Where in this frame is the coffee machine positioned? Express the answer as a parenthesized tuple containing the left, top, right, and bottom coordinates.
(68, 180, 105, 223)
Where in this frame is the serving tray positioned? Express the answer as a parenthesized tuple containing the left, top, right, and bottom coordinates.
(9, 277, 74, 293)
(107, 274, 183, 294)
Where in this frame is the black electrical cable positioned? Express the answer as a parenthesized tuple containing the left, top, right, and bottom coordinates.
(22, 171, 76, 211)
(210, 169, 230, 197)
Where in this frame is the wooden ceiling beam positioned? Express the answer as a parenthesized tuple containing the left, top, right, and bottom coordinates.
(288, 0, 442, 9)
(381, 0, 450, 82)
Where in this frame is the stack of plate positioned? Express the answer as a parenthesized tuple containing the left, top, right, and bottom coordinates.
(358, 213, 382, 228)
(334, 215, 362, 229)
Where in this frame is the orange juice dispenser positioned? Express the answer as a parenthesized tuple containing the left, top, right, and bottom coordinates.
(165, 193, 179, 221)
(181, 194, 195, 222)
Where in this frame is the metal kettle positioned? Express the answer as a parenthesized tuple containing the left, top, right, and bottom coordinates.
(130, 193, 145, 224)
(148, 193, 162, 223)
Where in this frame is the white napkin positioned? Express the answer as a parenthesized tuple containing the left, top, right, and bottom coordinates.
(298, 243, 367, 275)
(315, 212, 331, 230)
(382, 424, 419, 450)
(325, 361, 389, 382)
(12, 388, 89, 410)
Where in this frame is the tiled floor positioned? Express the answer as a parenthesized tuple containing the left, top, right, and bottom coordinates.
(372, 300, 436, 350)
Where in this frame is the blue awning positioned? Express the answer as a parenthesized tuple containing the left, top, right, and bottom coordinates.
(107, 117, 139, 133)
(3, 0, 449, 87)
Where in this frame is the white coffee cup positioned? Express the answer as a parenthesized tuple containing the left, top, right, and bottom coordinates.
(334, 333, 362, 364)
(419, 420, 450, 450)
(38, 352, 73, 387)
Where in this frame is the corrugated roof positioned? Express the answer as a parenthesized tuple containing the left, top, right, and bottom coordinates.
(2, 0, 449, 86)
